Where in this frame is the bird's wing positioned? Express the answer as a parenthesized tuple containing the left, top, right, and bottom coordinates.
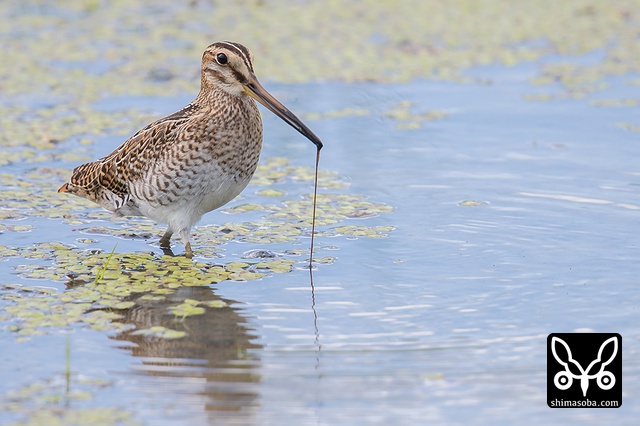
(60, 104, 198, 200)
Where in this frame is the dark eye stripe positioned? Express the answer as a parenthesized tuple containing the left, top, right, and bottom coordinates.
(213, 41, 254, 73)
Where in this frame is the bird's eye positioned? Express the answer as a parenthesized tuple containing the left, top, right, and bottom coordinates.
(216, 53, 228, 65)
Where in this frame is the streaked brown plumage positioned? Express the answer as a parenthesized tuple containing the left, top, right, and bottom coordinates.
(59, 41, 323, 257)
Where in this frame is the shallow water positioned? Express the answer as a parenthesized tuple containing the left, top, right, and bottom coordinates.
(2, 1, 640, 419)
(2, 63, 639, 425)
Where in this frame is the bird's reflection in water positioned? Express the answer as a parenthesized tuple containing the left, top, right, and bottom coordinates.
(111, 286, 262, 420)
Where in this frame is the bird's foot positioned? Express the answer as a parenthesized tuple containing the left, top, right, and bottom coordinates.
(159, 232, 176, 256)
(159, 245, 176, 257)
(184, 242, 194, 259)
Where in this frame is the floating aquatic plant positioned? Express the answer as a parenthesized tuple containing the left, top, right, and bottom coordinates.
(0, 370, 135, 426)
(94, 245, 117, 285)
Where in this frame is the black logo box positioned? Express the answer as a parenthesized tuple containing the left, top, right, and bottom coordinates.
(547, 333, 621, 408)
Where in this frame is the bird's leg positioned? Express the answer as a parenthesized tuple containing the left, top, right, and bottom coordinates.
(159, 228, 173, 248)
(178, 228, 193, 258)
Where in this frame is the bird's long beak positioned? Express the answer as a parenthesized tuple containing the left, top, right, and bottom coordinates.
(244, 73, 323, 150)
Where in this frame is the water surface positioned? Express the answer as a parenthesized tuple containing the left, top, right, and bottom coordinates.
(2, 70, 639, 425)
(1, 2, 640, 423)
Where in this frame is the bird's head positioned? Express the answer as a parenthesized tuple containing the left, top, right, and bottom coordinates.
(201, 41, 323, 150)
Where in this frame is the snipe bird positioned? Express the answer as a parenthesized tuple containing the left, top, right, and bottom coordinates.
(59, 41, 323, 257)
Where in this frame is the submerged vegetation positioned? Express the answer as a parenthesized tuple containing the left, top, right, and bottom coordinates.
(1, 1, 639, 423)
(1, 0, 636, 349)
(0, 155, 394, 338)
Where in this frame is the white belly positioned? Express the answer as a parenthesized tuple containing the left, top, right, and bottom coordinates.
(130, 160, 253, 233)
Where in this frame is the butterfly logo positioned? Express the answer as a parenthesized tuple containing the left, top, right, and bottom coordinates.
(551, 335, 618, 397)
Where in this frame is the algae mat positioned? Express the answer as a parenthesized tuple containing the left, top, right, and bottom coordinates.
(1, 1, 640, 425)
